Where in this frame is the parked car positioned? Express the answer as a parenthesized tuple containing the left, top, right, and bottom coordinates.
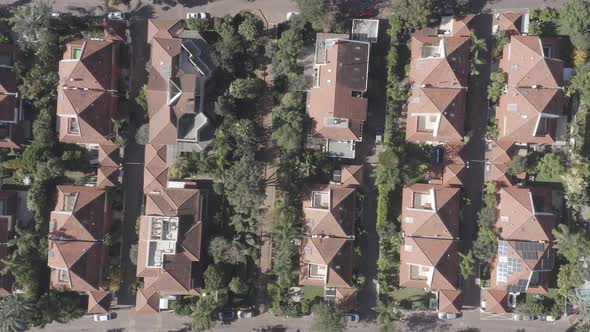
(237, 309, 255, 318)
(218, 309, 235, 322)
(186, 12, 210, 19)
(438, 312, 459, 320)
(375, 128, 383, 145)
(107, 12, 127, 20)
(93, 313, 112, 322)
(352, 8, 378, 18)
(286, 12, 300, 21)
(50, 12, 61, 17)
(344, 313, 360, 322)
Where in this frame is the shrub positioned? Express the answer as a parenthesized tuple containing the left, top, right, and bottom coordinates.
(487, 71, 506, 104)
(536, 152, 565, 181)
(185, 18, 212, 32)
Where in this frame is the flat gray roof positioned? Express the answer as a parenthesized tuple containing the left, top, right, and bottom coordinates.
(351, 19, 379, 43)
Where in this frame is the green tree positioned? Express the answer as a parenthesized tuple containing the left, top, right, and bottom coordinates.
(135, 84, 148, 112)
(536, 152, 565, 181)
(553, 224, 590, 263)
(229, 276, 248, 295)
(459, 250, 476, 280)
(372, 149, 401, 192)
(473, 227, 499, 262)
(296, 0, 332, 31)
(296, 150, 329, 178)
(562, 154, 590, 213)
(507, 155, 530, 176)
(208, 236, 246, 265)
(223, 155, 265, 213)
(190, 297, 217, 332)
(529, 7, 560, 36)
(469, 30, 487, 76)
(487, 71, 506, 104)
(134, 123, 149, 145)
(271, 200, 300, 289)
(171, 296, 199, 316)
(186, 18, 212, 32)
(0, 295, 34, 332)
(558, 262, 584, 296)
(237, 13, 263, 41)
(391, 0, 433, 30)
(10, 0, 52, 42)
(272, 109, 304, 152)
(204, 264, 225, 293)
(560, 0, 590, 50)
(311, 302, 346, 332)
(229, 77, 264, 100)
(374, 300, 402, 327)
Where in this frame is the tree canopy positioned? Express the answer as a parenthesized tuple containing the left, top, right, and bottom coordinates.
(311, 302, 346, 332)
(560, 0, 590, 50)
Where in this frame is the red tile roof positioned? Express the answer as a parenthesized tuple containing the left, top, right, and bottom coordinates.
(401, 184, 461, 239)
(88, 290, 110, 314)
(302, 184, 356, 238)
(497, 186, 556, 242)
(438, 289, 462, 313)
(309, 36, 370, 141)
(399, 237, 459, 290)
(144, 144, 168, 193)
(48, 240, 107, 292)
(299, 237, 354, 288)
(410, 35, 470, 88)
(484, 289, 509, 313)
(499, 13, 524, 35)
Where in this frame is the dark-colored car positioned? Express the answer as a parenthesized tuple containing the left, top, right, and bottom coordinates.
(217, 309, 235, 322)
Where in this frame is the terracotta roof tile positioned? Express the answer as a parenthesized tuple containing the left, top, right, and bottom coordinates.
(401, 184, 461, 239)
(136, 287, 160, 313)
(499, 13, 523, 35)
(438, 289, 462, 313)
(399, 237, 459, 290)
(299, 237, 353, 288)
(88, 290, 110, 314)
(410, 35, 470, 88)
(302, 184, 356, 237)
(484, 289, 509, 313)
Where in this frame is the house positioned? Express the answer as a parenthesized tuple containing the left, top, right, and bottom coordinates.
(401, 183, 461, 239)
(144, 144, 169, 193)
(428, 144, 466, 186)
(482, 289, 511, 313)
(308, 33, 370, 159)
(135, 187, 207, 313)
(496, 186, 556, 242)
(47, 186, 112, 313)
(438, 289, 462, 314)
(146, 19, 217, 166)
(56, 38, 120, 145)
(406, 35, 469, 144)
(489, 240, 554, 295)
(299, 173, 361, 308)
(496, 35, 567, 145)
(399, 236, 459, 290)
(0, 44, 26, 149)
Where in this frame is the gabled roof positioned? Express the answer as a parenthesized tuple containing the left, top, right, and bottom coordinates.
(299, 237, 354, 288)
(401, 184, 461, 239)
(309, 35, 370, 141)
(499, 13, 524, 35)
(410, 35, 470, 88)
(56, 89, 115, 144)
(136, 287, 160, 313)
(499, 35, 563, 88)
(59, 39, 118, 91)
(484, 289, 509, 313)
(144, 144, 168, 193)
(145, 188, 201, 217)
(496, 87, 563, 144)
(98, 145, 120, 166)
(50, 186, 109, 242)
(497, 186, 556, 241)
(147, 19, 183, 44)
(48, 240, 105, 292)
(302, 184, 356, 238)
(88, 290, 110, 314)
(450, 14, 476, 37)
(406, 87, 466, 143)
(399, 237, 459, 290)
(438, 289, 462, 313)
(340, 165, 363, 186)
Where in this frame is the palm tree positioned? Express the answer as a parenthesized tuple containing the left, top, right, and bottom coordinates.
(10, 0, 53, 42)
(374, 300, 403, 326)
(190, 297, 216, 332)
(0, 295, 34, 332)
(469, 30, 487, 76)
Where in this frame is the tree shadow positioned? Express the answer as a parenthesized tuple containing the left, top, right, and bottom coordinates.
(178, 0, 209, 8)
(403, 312, 451, 332)
(457, 328, 481, 332)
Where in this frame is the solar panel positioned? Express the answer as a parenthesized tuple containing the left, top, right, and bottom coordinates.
(507, 279, 529, 293)
(522, 251, 538, 260)
(498, 241, 509, 257)
(541, 250, 555, 270)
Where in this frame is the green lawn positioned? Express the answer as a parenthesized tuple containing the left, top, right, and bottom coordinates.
(302, 285, 324, 301)
(534, 173, 562, 184)
(392, 287, 433, 310)
(526, 288, 560, 304)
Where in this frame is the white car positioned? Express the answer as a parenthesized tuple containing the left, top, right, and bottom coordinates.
(438, 312, 458, 320)
(237, 310, 254, 318)
(93, 313, 112, 322)
(344, 313, 360, 322)
(107, 12, 127, 20)
(187, 12, 210, 20)
(286, 12, 300, 21)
